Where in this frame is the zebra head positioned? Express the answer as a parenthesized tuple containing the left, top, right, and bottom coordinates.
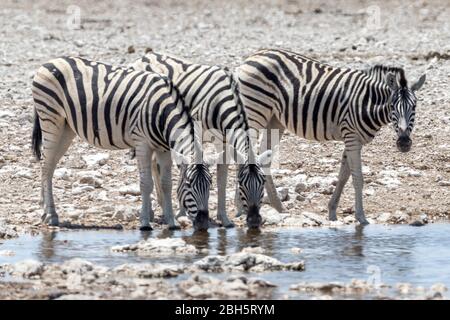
(386, 72, 426, 153)
(236, 150, 272, 229)
(177, 163, 212, 231)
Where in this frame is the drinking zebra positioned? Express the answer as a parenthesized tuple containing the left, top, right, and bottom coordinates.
(31, 56, 213, 231)
(131, 51, 272, 229)
(236, 49, 426, 224)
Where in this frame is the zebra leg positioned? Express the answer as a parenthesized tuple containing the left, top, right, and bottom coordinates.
(234, 175, 244, 217)
(151, 153, 163, 210)
(155, 151, 179, 230)
(135, 143, 154, 230)
(41, 123, 75, 226)
(328, 151, 350, 221)
(344, 140, 369, 225)
(217, 163, 234, 227)
(260, 118, 285, 213)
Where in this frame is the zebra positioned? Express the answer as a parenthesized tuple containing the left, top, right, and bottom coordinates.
(31, 56, 213, 231)
(236, 49, 426, 225)
(130, 51, 273, 229)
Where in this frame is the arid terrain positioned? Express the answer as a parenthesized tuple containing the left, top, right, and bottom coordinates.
(0, 0, 449, 299)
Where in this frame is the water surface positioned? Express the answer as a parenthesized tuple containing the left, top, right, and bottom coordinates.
(1, 223, 449, 298)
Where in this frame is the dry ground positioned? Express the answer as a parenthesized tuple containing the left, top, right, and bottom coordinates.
(0, 0, 449, 235)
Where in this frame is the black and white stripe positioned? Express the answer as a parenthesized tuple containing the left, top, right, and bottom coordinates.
(131, 51, 271, 229)
(236, 49, 426, 224)
(31, 56, 212, 230)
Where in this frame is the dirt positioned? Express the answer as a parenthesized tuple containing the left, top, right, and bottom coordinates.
(0, 0, 449, 299)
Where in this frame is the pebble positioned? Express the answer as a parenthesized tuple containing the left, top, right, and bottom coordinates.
(111, 238, 198, 256)
(119, 184, 141, 196)
(82, 153, 109, 166)
(112, 206, 138, 222)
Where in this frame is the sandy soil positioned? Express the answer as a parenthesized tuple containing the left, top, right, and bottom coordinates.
(0, 0, 449, 299)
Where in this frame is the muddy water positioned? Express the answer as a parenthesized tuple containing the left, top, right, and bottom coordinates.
(1, 223, 450, 298)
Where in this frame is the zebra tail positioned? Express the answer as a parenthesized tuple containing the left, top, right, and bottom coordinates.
(31, 109, 42, 161)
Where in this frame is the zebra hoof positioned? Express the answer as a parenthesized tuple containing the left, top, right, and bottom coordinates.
(328, 213, 337, 221)
(221, 221, 235, 228)
(42, 214, 59, 226)
(139, 225, 153, 231)
(357, 217, 369, 226)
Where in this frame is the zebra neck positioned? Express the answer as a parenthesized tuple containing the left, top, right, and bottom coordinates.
(367, 83, 393, 129)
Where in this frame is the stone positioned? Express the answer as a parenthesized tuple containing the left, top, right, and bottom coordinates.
(277, 187, 290, 202)
(0, 250, 15, 256)
(113, 263, 184, 278)
(343, 215, 356, 224)
(177, 216, 192, 228)
(376, 212, 391, 223)
(112, 206, 138, 222)
(72, 185, 95, 195)
(295, 182, 307, 193)
(13, 168, 33, 179)
(10, 260, 44, 278)
(193, 251, 305, 272)
(261, 207, 283, 226)
(82, 153, 109, 166)
(78, 175, 103, 188)
(54, 168, 71, 180)
(111, 238, 198, 256)
(0, 222, 17, 239)
(438, 180, 450, 187)
(119, 184, 141, 196)
(302, 211, 327, 226)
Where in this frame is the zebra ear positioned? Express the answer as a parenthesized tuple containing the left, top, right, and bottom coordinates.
(204, 151, 225, 166)
(386, 73, 399, 91)
(411, 74, 426, 92)
(257, 150, 272, 166)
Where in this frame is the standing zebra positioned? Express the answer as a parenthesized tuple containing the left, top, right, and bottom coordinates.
(131, 51, 272, 229)
(236, 49, 426, 224)
(31, 56, 213, 231)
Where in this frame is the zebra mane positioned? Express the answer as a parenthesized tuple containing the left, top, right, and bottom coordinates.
(160, 75, 204, 162)
(222, 66, 257, 164)
(365, 65, 408, 87)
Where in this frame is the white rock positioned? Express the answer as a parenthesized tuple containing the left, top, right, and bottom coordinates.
(438, 180, 450, 187)
(0, 110, 15, 118)
(295, 182, 307, 193)
(54, 168, 71, 180)
(11, 260, 44, 278)
(13, 168, 33, 179)
(95, 190, 110, 201)
(78, 175, 103, 188)
(0, 250, 15, 256)
(72, 185, 95, 195)
(377, 212, 391, 223)
(261, 207, 283, 225)
(112, 206, 138, 222)
(241, 247, 265, 254)
(112, 238, 197, 255)
(343, 215, 356, 224)
(277, 187, 290, 201)
(82, 153, 109, 166)
(119, 184, 141, 196)
(302, 211, 327, 226)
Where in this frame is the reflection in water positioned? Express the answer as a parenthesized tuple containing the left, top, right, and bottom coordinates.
(38, 231, 57, 260)
(2, 223, 449, 296)
(183, 230, 210, 252)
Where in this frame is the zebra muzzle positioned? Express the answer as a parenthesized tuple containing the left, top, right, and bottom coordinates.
(246, 205, 262, 229)
(396, 135, 412, 153)
(193, 210, 209, 231)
